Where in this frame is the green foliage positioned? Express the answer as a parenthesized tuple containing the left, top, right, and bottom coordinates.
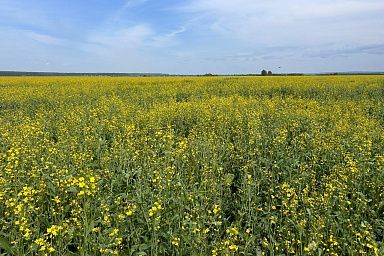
(0, 76, 383, 255)
(0, 236, 13, 255)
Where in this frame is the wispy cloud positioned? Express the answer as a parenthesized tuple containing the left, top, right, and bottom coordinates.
(123, 0, 149, 9)
(112, 0, 150, 22)
(150, 26, 186, 48)
(87, 23, 187, 53)
(180, 0, 384, 46)
(0, 0, 383, 73)
(89, 24, 153, 49)
(0, 0, 49, 29)
(27, 32, 64, 45)
(306, 43, 384, 58)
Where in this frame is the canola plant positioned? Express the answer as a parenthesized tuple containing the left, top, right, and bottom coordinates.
(0, 76, 383, 255)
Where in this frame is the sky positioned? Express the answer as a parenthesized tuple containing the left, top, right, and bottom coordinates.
(0, 0, 384, 74)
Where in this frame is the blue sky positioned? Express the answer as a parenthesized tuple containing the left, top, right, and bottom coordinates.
(1, 0, 383, 74)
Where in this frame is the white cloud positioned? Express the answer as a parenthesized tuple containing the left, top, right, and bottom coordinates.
(122, 0, 149, 9)
(184, 0, 383, 17)
(87, 23, 187, 54)
(0, 0, 52, 29)
(27, 32, 64, 45)
(77, 24, 188, 72)
(1, 0, 383, 73)
(89, 24, 153, 49)
(150, 26, 186, 47)
(181, 0, 384, 46)
(112, 0, 150, 22)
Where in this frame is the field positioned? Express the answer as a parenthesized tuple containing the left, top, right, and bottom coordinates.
(0, 76, 383, 255)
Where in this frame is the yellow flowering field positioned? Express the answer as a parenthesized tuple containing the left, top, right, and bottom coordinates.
(0, 76, 383, 255)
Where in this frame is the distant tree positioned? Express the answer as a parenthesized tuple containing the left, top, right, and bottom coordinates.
(268, 71, 272, 75)
(261, 70, 268, 76)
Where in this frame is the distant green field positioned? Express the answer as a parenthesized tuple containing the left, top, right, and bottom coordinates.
(1, 76, 383, 255)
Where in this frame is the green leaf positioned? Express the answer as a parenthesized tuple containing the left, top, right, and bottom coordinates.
(225, 173, 235, 185)
(138, 244, 150, 251)
(67, 186, 78, 193)
(0, 237, 12, 254)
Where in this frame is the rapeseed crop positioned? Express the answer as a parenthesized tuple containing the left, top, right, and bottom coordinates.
(0, 76, 383, 255)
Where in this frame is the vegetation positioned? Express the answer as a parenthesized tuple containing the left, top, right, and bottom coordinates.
(0, 76, 384, 255)
(261, 70, 273, 76)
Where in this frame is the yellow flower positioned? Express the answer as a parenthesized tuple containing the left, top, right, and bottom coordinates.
(34, 238, 45, 246)
(171, 237, 180, 247)
(229, 245, 238, 251)
(366, 243, 374, 249)
(46, 225, 63, 236)
(109, 228, 119, 237)
(192, 228, 201, 234)
(148, 201, 162, 217)
(213, 204, 221, 214)
(226, 227, 239, 236)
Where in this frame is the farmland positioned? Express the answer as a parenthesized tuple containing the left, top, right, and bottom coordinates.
(0, 76, 383, 255)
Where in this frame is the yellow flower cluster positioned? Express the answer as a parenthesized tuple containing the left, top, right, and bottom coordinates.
(148, 201, 162, 217)
(0, 76, 383, 255)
